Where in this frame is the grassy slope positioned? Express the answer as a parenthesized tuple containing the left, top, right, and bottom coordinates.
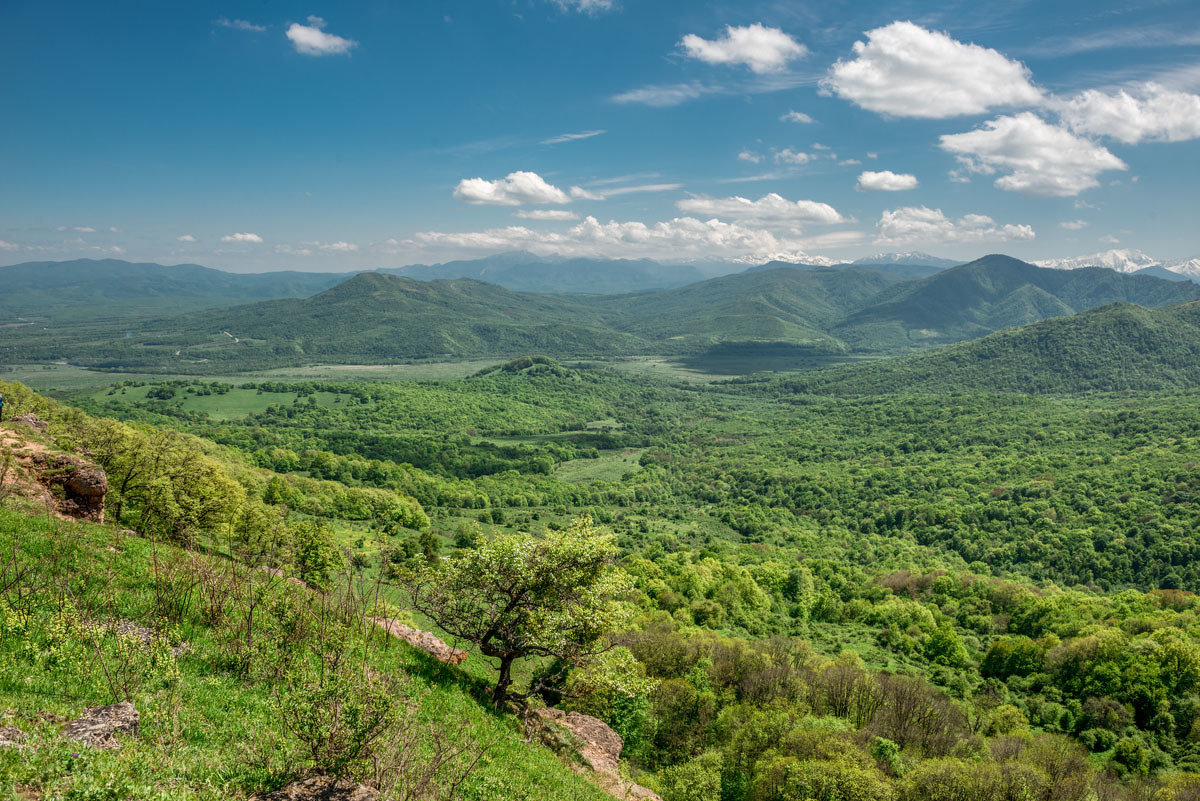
(0, 508, 612, 801)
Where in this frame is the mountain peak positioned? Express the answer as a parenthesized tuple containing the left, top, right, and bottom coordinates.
(1034, 249, 1160, 274)
(852, 251, 961, 269)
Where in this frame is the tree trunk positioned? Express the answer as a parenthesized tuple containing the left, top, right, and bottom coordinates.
(493, 655, 515, 709)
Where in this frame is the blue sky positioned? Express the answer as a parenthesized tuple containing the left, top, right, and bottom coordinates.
(2, 0, 1199, 272)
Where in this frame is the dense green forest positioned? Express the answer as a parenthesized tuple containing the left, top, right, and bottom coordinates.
(7, 333, 1200, 799)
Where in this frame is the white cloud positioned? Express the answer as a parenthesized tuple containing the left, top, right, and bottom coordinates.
(73, 226, 96, 233)
(940, 113, 1127, 197)
(569, 183, 681, 200)
(514, 210, 581, 221)
(822, 21, 1042, 118)
(541, 129, 607, 145)
(856, 170, 919, 191)
(314, 241, 358, 252)
(221, 232, 264, 243)
(549, 0, 614, 13)
(110, 246, 125, 255)
(414, 214, 849, 262)
(0, 239, 18, 250)
(286, 16, 357, 56)
(774, 148, 811, 164)
(877, 206, 1035, 244)
(107, 226, 120, 233)
(1059, 220, 1088, 230)
(738, 150, 762, 164)
(680, 24, 806, 74)
(780, 110, 814, 123)
(1057, 82, 1200, 144)
(675, 193, 844, 225)
(275, 244, 313, 257)
(611, 82, 716, 107)
(867, 152, 878, 159)
(1099, 234, 1120, 244)
(454, 171, 570, 205)
(177, 234, 197, 242)
(216, 17, 266, 32)
(839, 159, 863, 166)
(811, 143, 830, 151)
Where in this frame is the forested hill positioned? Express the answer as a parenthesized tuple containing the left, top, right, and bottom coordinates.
(0, 259, 348, 320)
(769, 300, 1200, 395)
(831, 254, 1200, 350)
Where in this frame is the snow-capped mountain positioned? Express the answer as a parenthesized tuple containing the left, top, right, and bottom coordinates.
(1166, 258, 1200, 280)
(1034, 249, 1161, 274)
(852, 251, 961, 269)
(733, 252, 838, 267)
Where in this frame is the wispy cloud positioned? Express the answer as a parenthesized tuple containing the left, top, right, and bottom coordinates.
(216, 17, 266, 32)
(541, 129, 607, 145)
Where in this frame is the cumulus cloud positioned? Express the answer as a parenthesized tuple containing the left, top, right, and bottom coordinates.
(781, 110, 814, 123)
(856, 170, 919, 191)
(177, 234, 197, 242)
(414, 214, 846, 263)
(877, 206, 1035, 244)
(221, 232, 264, 243)
(1059, 220, 1088, 230)
(314, 241, 358, 252)
(680, 24, 806, 74)
(216, 17, 266, 32)
(286, 16, 357, 56)
(674, 193, 844, 225)
(774, 149, 811, 164)
(541, 129, 607, 145)
(1057, 82, 1200, 144)
(73, 226, 96, 233)
(0, 239, 18, 250)
(1099, 234, 1120, 244)
(453, 171, 571, 205)
(738, 150, 763, 163)
(514, 210, 580, 221)
(822, 21, 1042, 118)
(939, 112, 1127, 197)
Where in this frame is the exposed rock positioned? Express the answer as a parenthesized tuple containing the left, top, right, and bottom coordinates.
(10, 413, 49, 433)
(372, 617, 467, 665)
(258, 565, 308, 588)
(62, 702, 138, 749)
(249, 776, 379, 801)
(534, 708, 662, 801)
(113, 619, 189, 657)
(0, 725, 25, 749)
(28, 452, 107, 522)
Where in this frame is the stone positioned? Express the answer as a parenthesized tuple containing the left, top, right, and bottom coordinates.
(28, 452, 107, 522)
(0, 725, 25, 749)
(372, 618, 467, 665)
(534, 708, 662, 801)
(10, 413, 49, 433)
(62, 702, 138, 749)
(249, 776, 379, 801)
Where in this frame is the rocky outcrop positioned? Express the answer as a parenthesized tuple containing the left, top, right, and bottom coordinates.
(27, 452, 107, 522)
(62, 702, 138, 749)
(534, 708, 662, 801)
(372, 618, 467, 665)
(0, 725, 25, 750)
(11, 413, 49, 433)
(249, 776, 379, 801)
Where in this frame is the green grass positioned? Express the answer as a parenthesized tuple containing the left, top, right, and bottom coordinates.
(554, 449, 644, 483)
(0, 508, 613, 801)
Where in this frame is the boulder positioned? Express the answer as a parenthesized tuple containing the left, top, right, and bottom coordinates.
(11, 413, 49, 433)
(29, 452, 107, 522)
(372, 618, 467, 665)
(62, 702, 138, 749)
(249, 776, 379, 801)
(534, 708, 662, 801)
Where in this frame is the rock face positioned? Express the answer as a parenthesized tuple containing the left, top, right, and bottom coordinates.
(62, 702, 138, 749)
(372, 618, 467, 665)
(11, 413, 50, 433)
(249, 776, 379, 801)
(535, 708, 662, 801)
(29, 452, 107, 522)
(0, 725, 25, 749)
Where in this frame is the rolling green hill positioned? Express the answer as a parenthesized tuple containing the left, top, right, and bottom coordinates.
(0, 259, 350, 321)
(772, 300, 1200, 394)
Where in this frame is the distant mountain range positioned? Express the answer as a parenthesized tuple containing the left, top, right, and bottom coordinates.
(851, 251, 963, 269)
(376, 251, 711, 294)
(1034, 249, 1200, 282)
(10, 254, 1199, 373)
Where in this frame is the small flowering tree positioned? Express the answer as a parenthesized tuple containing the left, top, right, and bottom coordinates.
(403, 516, 633, 708)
